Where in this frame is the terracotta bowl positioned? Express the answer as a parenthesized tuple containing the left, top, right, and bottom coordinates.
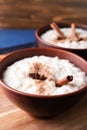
(0, 48, 87, 119)
(35, 22, 87, 60)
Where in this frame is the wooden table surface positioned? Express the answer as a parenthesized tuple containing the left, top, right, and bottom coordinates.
(0, 55, 87, 130)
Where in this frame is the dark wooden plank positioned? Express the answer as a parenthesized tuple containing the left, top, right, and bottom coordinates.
(0, 0, 87, 28)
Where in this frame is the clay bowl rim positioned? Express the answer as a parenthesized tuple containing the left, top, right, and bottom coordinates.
(0, 47, 87, 98)
(35, 22, 87, 51)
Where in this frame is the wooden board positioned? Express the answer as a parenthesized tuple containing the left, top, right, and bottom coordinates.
(0, 0, 87, 29)
(0, 55, 87, 130)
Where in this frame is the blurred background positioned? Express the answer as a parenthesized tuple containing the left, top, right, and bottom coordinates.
(0, 0, 87, 29)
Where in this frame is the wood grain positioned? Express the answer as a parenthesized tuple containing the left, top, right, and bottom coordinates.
(0, 86, 87, 130)
(0, 0, 87, 29)
(0, 55, 87, 130)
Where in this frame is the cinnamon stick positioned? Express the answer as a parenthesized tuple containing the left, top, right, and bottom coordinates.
(29, 73, 47, 80)
(56, 75, 73, 87)
(71, 23, 76, 38)
(50, 22, 65, 39)
(69, 23, 80, 41)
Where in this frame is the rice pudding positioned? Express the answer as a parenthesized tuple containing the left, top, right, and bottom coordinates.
(41, 23, 87, 49)
(2, 56, 87, 95)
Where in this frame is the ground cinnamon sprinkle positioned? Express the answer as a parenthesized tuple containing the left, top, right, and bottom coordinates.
(3, 56, 87, 95)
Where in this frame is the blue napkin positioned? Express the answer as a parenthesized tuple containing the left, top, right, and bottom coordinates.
(0, 29, 37, 54)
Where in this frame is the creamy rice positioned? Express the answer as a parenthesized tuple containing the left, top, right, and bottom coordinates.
(41, 28, 87, 49)
(3, 56, 87, 95)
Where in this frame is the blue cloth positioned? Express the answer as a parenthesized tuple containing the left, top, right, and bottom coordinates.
(0, 29, 37, 54)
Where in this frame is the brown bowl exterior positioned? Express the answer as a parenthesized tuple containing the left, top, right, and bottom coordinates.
(35, 22, 87, 60)
(0, 48, 87, 119)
